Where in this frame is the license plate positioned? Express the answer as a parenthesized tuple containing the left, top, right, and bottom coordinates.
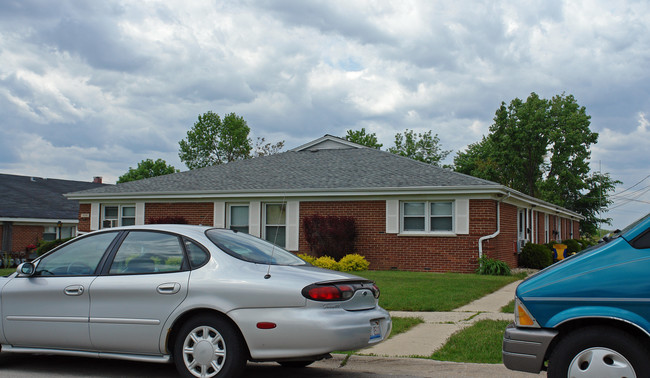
(369, 320, 381, 340)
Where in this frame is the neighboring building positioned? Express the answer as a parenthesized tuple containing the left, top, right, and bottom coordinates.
(0, 174, 107, 259)
(66, 136, 582, 273)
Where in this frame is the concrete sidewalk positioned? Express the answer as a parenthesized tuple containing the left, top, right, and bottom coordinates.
(363, 280, 521, 358)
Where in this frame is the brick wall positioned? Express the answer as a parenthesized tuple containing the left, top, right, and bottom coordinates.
(79, 203, 92, 232)
(145, 203, 214, 226)
(299, 199, 517, 273)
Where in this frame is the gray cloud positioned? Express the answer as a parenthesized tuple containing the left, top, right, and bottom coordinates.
(0, 0, 648, 228)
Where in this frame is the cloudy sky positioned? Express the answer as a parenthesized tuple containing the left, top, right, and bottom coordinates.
(1, 0, 648, 229)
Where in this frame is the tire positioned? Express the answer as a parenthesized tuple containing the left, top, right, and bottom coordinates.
(173, 315, 246, 378)
(547, 326, 650, 378)
(277, 360, 315, 368)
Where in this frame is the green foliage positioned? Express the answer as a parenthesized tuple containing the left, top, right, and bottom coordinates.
(453, 92, 619, 236)
(117, 158, 178, 184)
(313, 256, 339, 270)
(35, 237, 74, 256)
(563, 239, 582, 254)
(519, 243, 553, 269)
(388, 129, 451, 166)
(345, 128, 383, 149)
(338, 254, 370, 272)
(178, 111, 252, 169)
(476, 256, 511, 276)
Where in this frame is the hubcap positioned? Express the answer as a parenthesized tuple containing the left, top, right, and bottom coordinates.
(182, 325, 226, 378)
(568, 347, 636, 378)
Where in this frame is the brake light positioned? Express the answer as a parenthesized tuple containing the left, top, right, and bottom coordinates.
(303, 284, 355, 301)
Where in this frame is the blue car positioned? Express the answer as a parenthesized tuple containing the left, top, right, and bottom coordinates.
(503, 213, 650, 377)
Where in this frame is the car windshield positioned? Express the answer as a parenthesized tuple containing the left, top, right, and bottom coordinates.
(206, 229, 308, 266)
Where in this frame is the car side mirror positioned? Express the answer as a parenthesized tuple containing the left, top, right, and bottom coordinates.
(17, 262, 35, 276)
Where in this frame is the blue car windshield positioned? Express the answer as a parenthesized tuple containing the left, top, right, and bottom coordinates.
(205, 229, 307, 266)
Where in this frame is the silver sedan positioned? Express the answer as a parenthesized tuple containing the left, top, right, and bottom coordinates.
(0, 225, 391, 377)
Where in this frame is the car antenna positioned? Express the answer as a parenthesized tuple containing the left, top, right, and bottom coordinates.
(265, 194, 286, 279)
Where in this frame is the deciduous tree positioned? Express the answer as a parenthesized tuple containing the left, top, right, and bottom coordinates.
(117, 158, 178, 183)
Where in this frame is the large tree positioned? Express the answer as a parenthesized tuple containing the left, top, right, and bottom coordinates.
(117, 158, 179, 183)
(345, 128, 383, 149)
(178, 112, 252, 169)
(454, 92, 619, 235)
(388, 129, 451, 166)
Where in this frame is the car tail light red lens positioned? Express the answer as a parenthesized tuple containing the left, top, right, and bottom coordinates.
(302, 281, 378, 301)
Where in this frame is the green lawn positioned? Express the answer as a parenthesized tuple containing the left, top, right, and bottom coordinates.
(431, 320, 510, 363)
(0, 268, 15, 276)
(357, 270, 522, 312)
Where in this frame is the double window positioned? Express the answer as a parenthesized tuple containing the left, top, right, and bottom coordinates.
(102, 205, 135, 228)
(225, 203, 287, 248)
(401, 201, 454, 233)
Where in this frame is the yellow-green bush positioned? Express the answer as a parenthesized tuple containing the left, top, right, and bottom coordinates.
(297, 253, 316, 264)
(313, 256, 339, 271)
(300, 253, 370, 272)
(338, 253, 370, 272)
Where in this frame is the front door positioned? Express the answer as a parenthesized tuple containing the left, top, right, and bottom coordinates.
(1, 232, 118, 349)
(89, 231, 190, 354)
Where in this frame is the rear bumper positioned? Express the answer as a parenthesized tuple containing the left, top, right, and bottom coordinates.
(229, 306, 391, 360)
(502, 323, 557, 373)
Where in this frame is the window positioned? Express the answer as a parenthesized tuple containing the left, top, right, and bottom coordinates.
(185, 239, 210, 268)
(264, 203, 286, 247)
(206, 229, 305, 266)
(102, 205, 136, 228)
(228, 204, 249, 233)
(42, 226, 73, 241)
(401, 201, 454, 233)
(109, 231, 185, 275)
(35, 232, 118, 276)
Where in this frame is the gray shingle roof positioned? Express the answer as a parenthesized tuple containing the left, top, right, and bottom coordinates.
(68, 148, 498, 197)
(0, 174, 107, 219)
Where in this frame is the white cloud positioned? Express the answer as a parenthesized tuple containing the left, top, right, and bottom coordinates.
(0, 0, 648, 228)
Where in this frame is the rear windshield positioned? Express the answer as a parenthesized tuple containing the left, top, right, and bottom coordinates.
(205, 229, 307, 266)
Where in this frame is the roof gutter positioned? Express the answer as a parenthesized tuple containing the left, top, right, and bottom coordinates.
(478, 192, 511, 261)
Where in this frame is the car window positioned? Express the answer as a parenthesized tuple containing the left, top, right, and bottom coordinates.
(185, 239, 210, 268)
(205, 229, 307, 266)
(109, 231, 185, 275)
(35, 232, 118, 276)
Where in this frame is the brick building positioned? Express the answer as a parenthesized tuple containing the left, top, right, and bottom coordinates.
(0, 174, 107, 261)
(67, 136, 582, 273)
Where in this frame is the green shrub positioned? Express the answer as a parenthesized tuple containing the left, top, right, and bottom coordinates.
(313, 256, 339, 271)
(564, 239, 582, 254)
(338, 254, 370, 272)
(35, 237, 74, 256)
(297, 253, 317, 264)
(476, 256, 511, 276)
(519, 243, 553, 269)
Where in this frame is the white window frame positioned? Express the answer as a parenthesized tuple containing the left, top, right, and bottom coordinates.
(101, 204, 136, 229)
(227, 204, 250, 233)
(400, 200, 455, 235)
(262, 203, 287, 247)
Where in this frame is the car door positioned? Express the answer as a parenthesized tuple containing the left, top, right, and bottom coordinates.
(89, 230, 190, 354)
(1, 231, 118, 350)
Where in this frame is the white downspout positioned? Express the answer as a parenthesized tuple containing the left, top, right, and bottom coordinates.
(478, 192, 511, 260)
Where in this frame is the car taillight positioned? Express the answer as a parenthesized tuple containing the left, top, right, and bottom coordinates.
(303, 284, 354, 301)
(371, 283, 380, 299)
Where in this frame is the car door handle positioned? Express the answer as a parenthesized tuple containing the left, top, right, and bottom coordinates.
(64, 285, 85, 296)
(157, 283, 181, 295)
